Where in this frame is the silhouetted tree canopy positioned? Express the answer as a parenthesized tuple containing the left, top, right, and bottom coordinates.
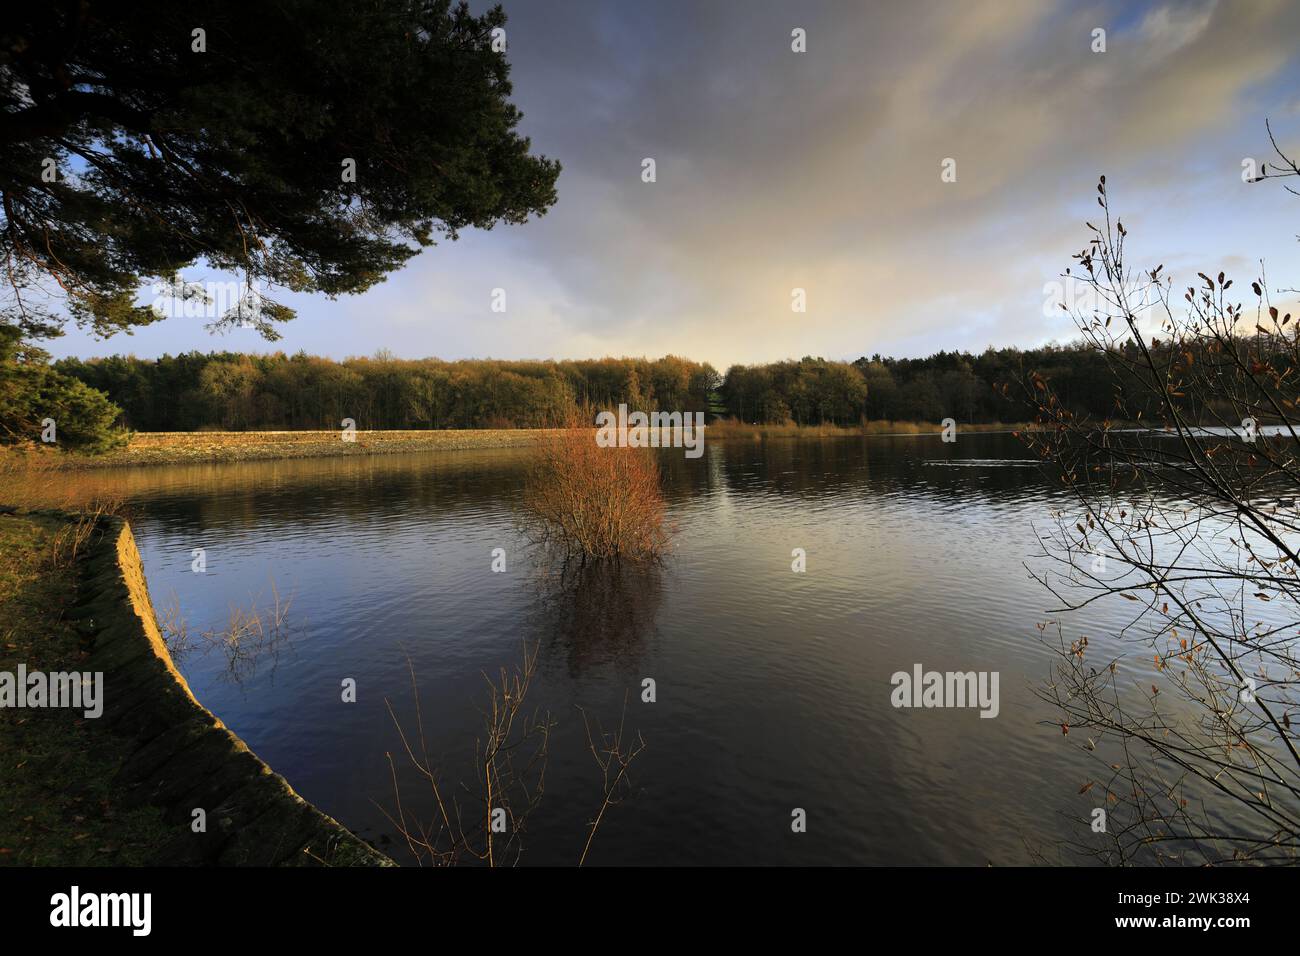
(0, 1, 560, 340)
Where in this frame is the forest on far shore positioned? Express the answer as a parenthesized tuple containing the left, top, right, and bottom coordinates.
(44, 343, 1126, 432)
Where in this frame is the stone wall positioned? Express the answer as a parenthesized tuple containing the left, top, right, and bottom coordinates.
(67, 515, 393, 866)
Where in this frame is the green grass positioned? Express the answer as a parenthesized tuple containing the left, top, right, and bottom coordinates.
(0, 512, 171, 866)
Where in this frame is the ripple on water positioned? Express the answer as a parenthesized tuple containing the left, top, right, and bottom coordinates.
(113, 435, 1203, 864)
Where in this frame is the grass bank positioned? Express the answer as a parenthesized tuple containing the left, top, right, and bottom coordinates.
(42, 428, 561, 469)
(0, 511, 171, 864)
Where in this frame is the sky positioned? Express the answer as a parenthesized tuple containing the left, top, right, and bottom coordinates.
(44, 0, 1300, 369)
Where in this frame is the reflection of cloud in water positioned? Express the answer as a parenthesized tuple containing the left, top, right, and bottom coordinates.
(526, 560, 663, 678)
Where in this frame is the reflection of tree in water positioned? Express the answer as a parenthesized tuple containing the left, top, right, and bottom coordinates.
(528, 560, 664, 677)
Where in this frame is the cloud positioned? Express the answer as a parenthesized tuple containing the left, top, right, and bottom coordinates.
(48, 0, 1300, 367)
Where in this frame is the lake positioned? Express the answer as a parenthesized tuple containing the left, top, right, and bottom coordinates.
(83, 432, 1205, 864)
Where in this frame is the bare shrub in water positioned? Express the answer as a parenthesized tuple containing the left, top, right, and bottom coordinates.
(381, 641, 646, 867)
(521, 406, 669, 564)
(158, 581, 298, 685)
(381, 642, 553, 867)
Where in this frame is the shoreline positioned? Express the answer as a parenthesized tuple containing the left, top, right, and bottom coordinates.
(33, 428, 559, 470)
(16, 422, 1036, 470)
(0, 510, 392, 866)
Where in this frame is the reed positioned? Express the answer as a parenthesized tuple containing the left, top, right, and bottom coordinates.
(0, 448, 127, 567)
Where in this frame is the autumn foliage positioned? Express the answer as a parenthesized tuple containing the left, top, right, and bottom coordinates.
(521, 407, 668, 563)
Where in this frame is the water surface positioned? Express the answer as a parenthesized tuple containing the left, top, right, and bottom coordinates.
(94, 433, 1193, 864)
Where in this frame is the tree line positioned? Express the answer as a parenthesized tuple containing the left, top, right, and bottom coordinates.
(723, 345, 1117, 425)
(35, 342, 1142, 437)
(9, 338, 1258, 446)
(49, 352, 721, 432)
